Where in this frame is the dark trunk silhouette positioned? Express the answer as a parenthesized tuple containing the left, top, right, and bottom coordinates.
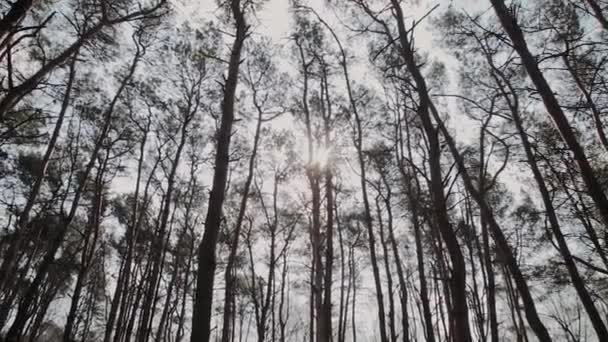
(191, 1, 248, 340)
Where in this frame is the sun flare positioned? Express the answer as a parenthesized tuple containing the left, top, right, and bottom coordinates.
(310, 145, 332, 169)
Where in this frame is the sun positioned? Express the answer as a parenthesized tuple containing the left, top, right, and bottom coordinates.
(310, 145, 332, 169)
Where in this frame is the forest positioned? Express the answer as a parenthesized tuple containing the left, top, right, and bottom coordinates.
(0, 0, 607, 341)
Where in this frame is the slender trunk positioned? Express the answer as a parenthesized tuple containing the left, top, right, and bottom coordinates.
(138, 80, 195, 342)
(388, 2, 472, 340)
(399, 113, 435, 342)
(156, 252, 180, 342)
(321, 70, 334, 342)
(191, 1, 247, 338)
(379, 169, 409, 342)
(221, 98, 264, 342)
(278, 248, 289, 342)
(5, 49, 140, 342)
(63, 154, 107, 342)
(104, 118, 150, 342)
(176, 244, 194, 342)
(124, 261, 150, 342)
(562, 53, 608, 151)
(376, 195, 396, 342)
(490, 0, 608, 227)
(355, 111, 389, 342)
(114, 157, 160, 342)
(508, 78, 608, 340)
(477, 126, 499, 342)
(137, 189, 179, 342)
(481, 33, 608, 338)
(428, 100, 553, 342)
(337, 208, 346, 342)
(0, 52, 77, 295)
(309, 243, 315, 342)
(350, 243, 357, 342)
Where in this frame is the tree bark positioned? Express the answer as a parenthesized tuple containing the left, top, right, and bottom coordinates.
(0, 51, 77, 297)
(191, 1, 247, 340)
(387, 1, 472, 340)
(4, 47, 140, 342)
(429, 101, 553, 342)
(489, 0, 608, 227)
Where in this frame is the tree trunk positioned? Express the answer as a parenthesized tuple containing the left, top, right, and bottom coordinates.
(399, 114, 435, 342)
(0, 52, 77, 296)
(387, 2, 472, 340)
(104, 115, 150, 342)
(429, 101, 553, 342)
(191, 1, 247, 339)
(137, 93, 193, 342)
(4, 48, 140, 342)
(490, 0, 608, 227)
(63, 153, 108, 342)
(221, 93, 264, 342)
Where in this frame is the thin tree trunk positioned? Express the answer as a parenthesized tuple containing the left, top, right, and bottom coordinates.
(387, 2, 472, 340)
(191, 1, 248, 338)
(399, 113, 435, 342)
(490, 0, 608, 227)
(104, 114, 150, 342)
(376, 195, 396, 342)
(0, 52, 78, 296)
(428, 100, 553, 342)
(321, 65, 334, 342)
(221, 90, 265, 342)
(63, 153, 108, 342)
(508, 73, 608, 340)
(562, 52, 608, 151)
(482, 35, 608, 339)
(477, 124, 499, 342)
(379, 164, 410, 342)
(5, 48, 140, 342)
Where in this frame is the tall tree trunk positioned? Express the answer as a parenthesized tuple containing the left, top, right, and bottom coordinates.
(477, 124, 499, 342)
(104, 115, 151, 342)
(337, 204, 347, 342)
(114, 156, 160, 342)
(376, 195, 396, 342)
(489, 0, 608, 227)
(428, 100, 553, 342)
(63, 153, 108, 342)
(353, 90, 389, 342)
(481, 35, 608, 339)
(387, 2, 472, 340)
(0, 52, 77, 297)
(380, 151, 409, 342)
(4, 48, 140, 342)
(507, 73, 608, 340)
(320, 64, 334, 342)
(191, 1, 248, 339)
(398, 113, 435, 342)
(221, 91, 264, 342)
(137, 95, 194, 342)
(562, 51, 608, 152)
